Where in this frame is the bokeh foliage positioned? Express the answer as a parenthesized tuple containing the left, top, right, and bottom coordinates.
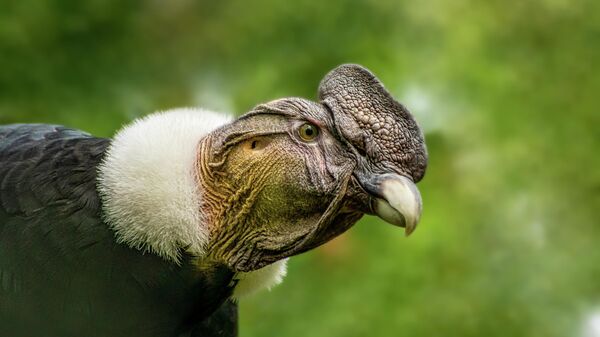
(1, 0, 598, 336)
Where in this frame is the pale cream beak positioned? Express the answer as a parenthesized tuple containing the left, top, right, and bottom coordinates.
(373, 174, 423, 236)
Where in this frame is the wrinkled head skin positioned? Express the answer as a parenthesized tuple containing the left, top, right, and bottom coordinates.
(196, 64, 428, 272)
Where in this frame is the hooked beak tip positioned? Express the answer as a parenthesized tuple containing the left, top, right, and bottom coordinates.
(372, 174, 423, 236)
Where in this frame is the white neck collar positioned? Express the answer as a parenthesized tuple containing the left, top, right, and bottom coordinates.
(97, 107, 288, 296)
(97, 108, 232, 262)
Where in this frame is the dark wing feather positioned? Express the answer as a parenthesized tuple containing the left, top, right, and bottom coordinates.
(190, 300, 238, 337)
(0, 124, 236, 337)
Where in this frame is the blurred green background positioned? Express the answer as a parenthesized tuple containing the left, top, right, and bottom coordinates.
(1, 0, 598, 336)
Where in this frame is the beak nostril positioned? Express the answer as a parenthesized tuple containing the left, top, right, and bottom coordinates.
(354, 144, 367, 157)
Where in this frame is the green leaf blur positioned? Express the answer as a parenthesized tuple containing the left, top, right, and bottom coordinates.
(1, 0, 598, 336)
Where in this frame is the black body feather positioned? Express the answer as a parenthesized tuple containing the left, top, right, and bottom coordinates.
(0, 124, 237, 337)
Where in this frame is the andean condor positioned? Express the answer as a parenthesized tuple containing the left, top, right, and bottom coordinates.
(0, 64, 427, 336)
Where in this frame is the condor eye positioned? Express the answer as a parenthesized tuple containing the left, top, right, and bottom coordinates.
(298, 123, 319, 141)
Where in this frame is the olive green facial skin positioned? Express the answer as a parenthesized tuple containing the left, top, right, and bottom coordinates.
(196, 64, 428, 273)
(197, 99, 363, 272)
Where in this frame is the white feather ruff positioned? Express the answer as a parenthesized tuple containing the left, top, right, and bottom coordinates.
(97, 108, 232, 262)
(97, 107, 288, 295)
(233, 259, 288, 299)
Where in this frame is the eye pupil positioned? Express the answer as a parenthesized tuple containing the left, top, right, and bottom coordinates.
(299, 123, 318, 141)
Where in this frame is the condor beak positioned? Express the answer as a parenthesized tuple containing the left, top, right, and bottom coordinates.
(361, 174, 423, 236)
